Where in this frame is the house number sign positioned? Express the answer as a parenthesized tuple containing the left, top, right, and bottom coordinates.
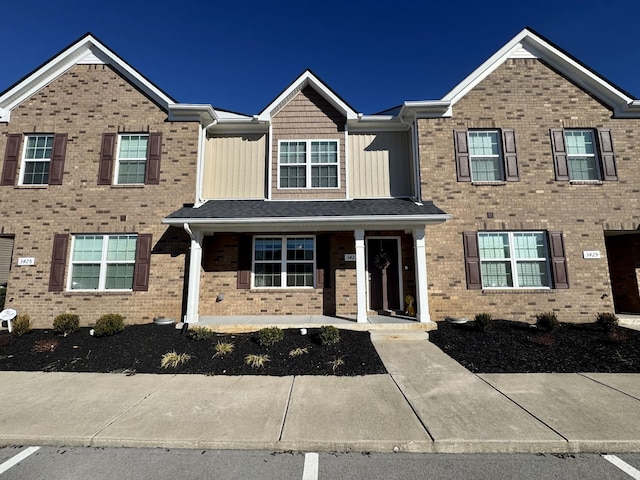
(17, 257, 35, 266)
(583, 251, 601, 259)
(344, 254, 356, 262)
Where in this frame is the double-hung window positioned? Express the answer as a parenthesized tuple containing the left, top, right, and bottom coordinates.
(116, 134, 149, 184)
(253, 236, 315, 288)
(564, 129, 598, 180)
(468, 131, 503, 181)
(69, 235, 137, 290)
(478, 232, 550, 288)
(21, 134, 53, 185)
(279, 140, 338, 188)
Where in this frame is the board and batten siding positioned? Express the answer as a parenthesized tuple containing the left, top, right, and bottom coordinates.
(202, 134, 266, 199)
(349, 131, 413, 198)
(0, 237, 14, 285)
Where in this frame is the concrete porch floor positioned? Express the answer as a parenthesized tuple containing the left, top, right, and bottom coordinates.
(195, 314, 437, 333)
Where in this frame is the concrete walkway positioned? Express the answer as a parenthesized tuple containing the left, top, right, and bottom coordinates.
(0, 332, 638, 454)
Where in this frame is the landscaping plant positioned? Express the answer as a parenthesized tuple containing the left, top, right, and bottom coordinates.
(474, 312, 493, 332)
(257, 327, 284, 346)
(289, 347, 309, 357)
(245, 354, 270, 368)
(93, 313, 125, 337)
(535, 311, 559, 332)
(189, 326, 217, 341)
(328, 356, 344, 372)
(213, 341, 234, 357)
(160, 351, 191, 369)
(319, 325, 340, 345)
(53, 313, 80, 336)
(596, 312, 618, 332)
(12, 314, 31, 336)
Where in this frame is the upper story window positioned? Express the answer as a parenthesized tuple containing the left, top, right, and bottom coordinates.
(69, 234, 137, 291)
(550, 128, 617, 182)
(20, 134, 53, 185)
(253, 236, 315, 288)
(454, 129, 518, 183)
(116, 134, 148, 185)
(279, 140, 338, 189)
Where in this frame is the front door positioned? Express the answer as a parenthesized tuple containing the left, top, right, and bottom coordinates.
(367, 237, 401, 311)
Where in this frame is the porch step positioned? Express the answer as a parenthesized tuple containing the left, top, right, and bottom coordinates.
(370, 331, 430, 341)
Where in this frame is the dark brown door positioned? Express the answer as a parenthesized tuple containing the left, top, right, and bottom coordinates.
(367, 238, 400, 311)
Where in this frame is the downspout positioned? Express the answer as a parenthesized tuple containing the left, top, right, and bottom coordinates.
(195, 119, 217, 207)
(344, 122, 350, 199)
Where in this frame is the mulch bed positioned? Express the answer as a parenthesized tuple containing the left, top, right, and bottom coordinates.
(0, 324, 387, 376)
(429, 319, 640, 373)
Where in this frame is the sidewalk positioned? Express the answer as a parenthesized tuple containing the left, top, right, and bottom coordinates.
(0, 331, 638, 454)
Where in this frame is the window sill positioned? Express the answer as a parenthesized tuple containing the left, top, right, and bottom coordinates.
(471, 181, 506, 186)
(15, 184, 48, 189)
(481, 288, 553, 294)
(569, 180, 603, 185)
(66, 290, 133, 294)
(250, 287, 318, 292)
(111, 184, 145, 188)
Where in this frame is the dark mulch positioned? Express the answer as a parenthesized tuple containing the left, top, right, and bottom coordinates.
(429, 319, 640, 373)
(0, 324, 387, 376)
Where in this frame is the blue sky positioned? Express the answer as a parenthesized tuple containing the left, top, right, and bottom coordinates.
(2, 0, 638, 114)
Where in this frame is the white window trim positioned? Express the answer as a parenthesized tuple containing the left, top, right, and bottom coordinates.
(277, 139, 340, 189)
(114, 133, 148, 185)
(252, 235, 316, 289)
(564, 129, 601, 181)
(479, 231, 552, 290)
(19, 134, 53, 186)
(67, 234, 137, 292)
(468, 130, 504, 182)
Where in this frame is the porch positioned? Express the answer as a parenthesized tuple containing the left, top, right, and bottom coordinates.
(195, 314, 438, 333)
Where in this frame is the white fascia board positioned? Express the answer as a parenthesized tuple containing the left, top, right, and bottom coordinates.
(0, 35, 175, 122)
(348, 115, 409, 132)
(168, 104, 217, 124)
(257, 70, 358, 121)
(163, 214, 451, 232)
(441, 28, 639, 117)
(399, 101, 452, 119)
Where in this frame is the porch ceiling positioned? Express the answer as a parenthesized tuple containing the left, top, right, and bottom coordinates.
(163, 198, 450, 232)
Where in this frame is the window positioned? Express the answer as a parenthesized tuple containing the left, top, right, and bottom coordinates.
(116, 134, 148, 184)
(468, 131, 503, 181)
(21, 135, 53, 185)
(477, 232, 551, 288)
(550, 128, 617, 181)
(279, 140, 338, 188)
(253, 236, 315, 288)
(69, 235, 137, 290)
(454, 129, 518, 182)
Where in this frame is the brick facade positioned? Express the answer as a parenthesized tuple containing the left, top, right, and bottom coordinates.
(419, 58, 640, 323)
(0, 64, 199, 327)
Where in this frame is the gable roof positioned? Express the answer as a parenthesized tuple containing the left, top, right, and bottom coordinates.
(400, 27, 640, 119)
(0, 33, 177, 122)
(257, 69, 359, 122)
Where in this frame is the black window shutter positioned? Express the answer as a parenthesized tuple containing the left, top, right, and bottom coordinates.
(48, 133, 67, 185)
(548, 231, 569, 289)
(132, 234, 152, 291)
(463, 232, 482, 290)
(97, 133, 116, 185)
(1, 134, 22, 186)
(597, 129, 617, 181)
(144, 132, 162, 185)
(48, 234, 69, 292)
(502, 129, 519, 181)
(316, 234, 330, 288)
(454, 130, 471, 182)
(237, 235, 252, 289)
(550, 129, 569, 181)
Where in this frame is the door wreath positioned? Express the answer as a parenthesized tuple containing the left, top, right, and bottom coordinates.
(373, 251, 391, 270)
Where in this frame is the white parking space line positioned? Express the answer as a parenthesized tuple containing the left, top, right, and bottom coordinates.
(0, 446, 40, 475)
(603, 454, 640, 479)
(302, 452, 319, 480)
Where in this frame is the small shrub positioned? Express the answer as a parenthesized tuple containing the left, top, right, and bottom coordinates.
(33, 338, 60, 352)
(94, 313, 125, 337)
(245, 353, 270, 368)
(12, 314, 31, 336)
(53, 313, 80, 336)
(160, 351, 191, 369)
(328, 356, 344, 372)
(596, 312, 618, 332)
(213, 341, 234, 358)
(319, 325, 340, 345)
(289, 347, 309, 357)
(189, 326, 216, 341)
(474, 313, 493, 332)
(535, 312, 559, 332)
(257, 327, 284, 346)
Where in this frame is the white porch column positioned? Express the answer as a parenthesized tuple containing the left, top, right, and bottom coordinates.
(184, 223, 204, 324)
(354, 229, 368, 323)
(413, 227, 433, 324)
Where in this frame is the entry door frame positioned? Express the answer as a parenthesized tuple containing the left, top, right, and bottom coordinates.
(366, 236, 404, 312)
